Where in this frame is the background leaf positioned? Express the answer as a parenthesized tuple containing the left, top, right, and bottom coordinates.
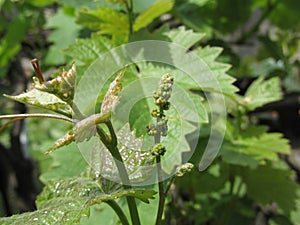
(44, 8, 81, 65)
(63, 33, 113, 76)
(244, 76, 282, 110)
(76, 6, 129, 44)
(220, 125, 290, 167)
(242, 165, 299, 214)
(133, 0, 174, 32)
(0, 16, 28, 76)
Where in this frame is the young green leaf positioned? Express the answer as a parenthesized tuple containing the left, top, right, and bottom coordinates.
(244, 76, 282, 111)
(133, 0, 174, 32)
(100, 69, 125, 115)
(4, 89, 73, 117)
(77, 6, 129, 44)
(45, 131, 75, 154)
(45, 70, 126, 153)
(46, 112, 111, 153)
(33, 63, 76, 105)
(4, 63, 77, 117)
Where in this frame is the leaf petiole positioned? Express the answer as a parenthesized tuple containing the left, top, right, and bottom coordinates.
(0, 113, 76, 132)
(106, 200, 130, 225)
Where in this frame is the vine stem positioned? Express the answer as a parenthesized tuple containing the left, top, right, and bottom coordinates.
(155, 116, 166, 225)
(106, 200, 130, 225)
(0, 113, 75, 132)
(165, 176, 175, 195)
(96, 121, 141, 225)
(125, 0, 134, 34)
(155, 155, 165, 225)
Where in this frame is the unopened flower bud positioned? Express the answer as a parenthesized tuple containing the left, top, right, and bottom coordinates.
(153, 73, 174, 107)
(151, 108, 164, 118)
(175, 163, 194, 177)
(146, 124, 157, 136)
(151, 144, 166, 156)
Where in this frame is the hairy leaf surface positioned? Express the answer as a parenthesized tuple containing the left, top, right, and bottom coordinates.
(0, 174, 156, 224)
(4, 89, 73, 117)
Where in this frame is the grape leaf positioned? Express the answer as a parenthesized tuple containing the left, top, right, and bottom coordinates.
(44, 8, 81, 65)
(0, 197, 88, 225)
(191, 46, 238, 95)
(40, 143, 87, 183)
(100, 69, 124, 115)
(241, 165, 299, 214)
(4, 89, 73, 117)
(77, 6, 129, 44)
(0, 175, 156, 224)
(133, 0, 174, 32)
(244, 76, 282, 110)
(220, 125, 290, 167)
(133, 0, 157, 13)
(220, 146, 260, 168)
(63, 33, 113, 76)
(162, 26, 205, 49)
(33, 63, 76, 105)
(4, 64, 77, 117)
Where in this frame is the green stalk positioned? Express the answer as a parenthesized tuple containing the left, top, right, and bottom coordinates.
(97, 121, 141, 225)
(106, 200, 130, 225)
(125, 0, 134, 34)
(155, 115, 166, 225)
(165, 176, 175, 195)
(155, 156, 165, 225)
